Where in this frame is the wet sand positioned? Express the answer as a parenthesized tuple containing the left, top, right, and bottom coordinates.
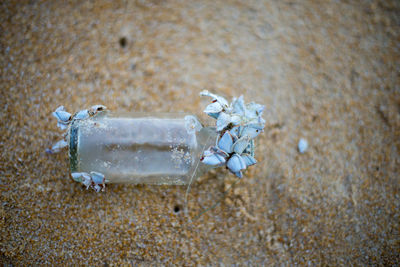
(1, 0, 399, 265)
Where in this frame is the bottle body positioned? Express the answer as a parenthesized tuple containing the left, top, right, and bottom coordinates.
(69, 112, 216, 185)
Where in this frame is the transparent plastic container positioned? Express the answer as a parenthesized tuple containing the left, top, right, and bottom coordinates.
(68, 112, 217, 185)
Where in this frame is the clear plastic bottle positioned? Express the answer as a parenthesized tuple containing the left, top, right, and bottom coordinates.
(68, 111, 217, 185)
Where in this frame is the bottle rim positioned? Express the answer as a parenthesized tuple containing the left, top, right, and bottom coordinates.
(69, 119, 79, 173)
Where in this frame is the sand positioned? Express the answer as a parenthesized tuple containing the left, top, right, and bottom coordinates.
(1, 0, 399, 265)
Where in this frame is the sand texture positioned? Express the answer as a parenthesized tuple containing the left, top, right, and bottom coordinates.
(1, 0, 399, 265)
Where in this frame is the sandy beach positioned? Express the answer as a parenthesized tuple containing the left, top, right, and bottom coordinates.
(1, 0, 399, 265)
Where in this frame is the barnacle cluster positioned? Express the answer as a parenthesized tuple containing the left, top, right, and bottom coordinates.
(71, 171, 105, 192)
(50, 104, 106, 153)
(200, 90, 265, 178)
(52, 105, 106, 130)
(50, 104, 106, 191)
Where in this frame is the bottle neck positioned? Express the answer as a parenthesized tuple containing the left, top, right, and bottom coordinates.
(194, 126, 219, 176)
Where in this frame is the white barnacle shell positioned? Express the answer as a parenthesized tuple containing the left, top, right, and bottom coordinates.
(90, 171, 105, 185)
(232, 136, 250, 154)
(232, 95, 246, 116)
(71, 172, 91, 187)
(217, 131, 233, 154)
(52, 106, 72, 123)
(184, 115, 202, 134)
(216, 112, 231, 131)
(74, 109, 90, 120)
(88, 105, 106, 116)
(53, 111, 71, 123)
(227, 154, 247, 175)
(245, 102, 265, 119)
(54, 105, 66, 113)
(204, 101, 224, 114)
(55, 106, 65, 112)
(241, 125, 262, 139)
(201, 148, 226, 165)
(230, 126, 241, 139)
(91, 104, 106, 111)
(51, 139, 68, 153)
(200, 90, 230, 120)
(72, 171, 105, 191)
(241, 154, 257, 167)
(71, 172, 84, 182)
(81, 173, 92, 189)
(200, 90, 229, 109)
(229, 114, 242, 126)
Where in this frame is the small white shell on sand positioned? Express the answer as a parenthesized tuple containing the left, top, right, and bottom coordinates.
(298, 138, 308, 154)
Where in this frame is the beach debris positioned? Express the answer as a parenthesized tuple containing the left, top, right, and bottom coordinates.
(71, 171, 106, 192)
(49, 105, 107, 153)
(298, 138, 308, 153)
(49, 139, 68, 153)
(50, 105, 107, 191)
(200, 90, 265, 178)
